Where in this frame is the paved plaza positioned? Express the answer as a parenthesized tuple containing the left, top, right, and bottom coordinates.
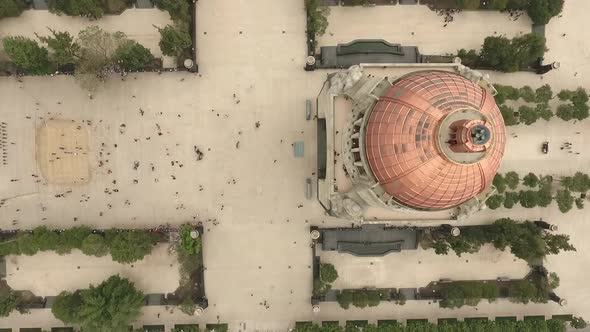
(0, 0, 590, 331)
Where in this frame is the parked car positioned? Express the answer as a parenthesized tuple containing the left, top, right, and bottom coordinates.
(542, 141, 549, 154)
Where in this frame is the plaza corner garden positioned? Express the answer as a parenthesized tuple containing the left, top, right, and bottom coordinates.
(0, 223, 205, 329)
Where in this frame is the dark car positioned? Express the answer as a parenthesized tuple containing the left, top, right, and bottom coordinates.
(542, 141, 549, 154)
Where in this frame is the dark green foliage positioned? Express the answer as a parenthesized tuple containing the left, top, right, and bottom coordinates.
(535, 84, 553, 103)
(556, 88, 589, 121)
(320, 263, 338, 283)
(518, 105, 538, 125)
(485, 194, 504, 209)
(523, 173, 539, 187)
(3, 36, 54, 75)
(439, 281, 499, 308)
(570, 317, 588, 329)
(48, 0, 104, 18)
(480, 34, 546, 72)
(158, 24, 192, 57)
(352, 291, 368, 308)
(180, 224, 201, 256)
(52, 275, 144, 331)
(115, 41, 154, 71)
(366, 290, 380, 307)
(496, 84, 521, 102)
(81, 233, 109, 257)
(519, 190, 538, 208)
(154, 0, 189, 22)
(537, 186, 553, 207)
(499, 104, 518, 125)
(560, 172, 590, 192)
(490, 0, 508, 10)
(432, 218, 575, 262)
(506, 0, 528, 9)
(37, 29, 80, 66)
(556, 104, 575, 121)
(109, 231, 158, 264)
(503, 191, 519, 209)
(0, 291, 21, 317)
(337, 290, 353, 309)
(305, 0, 330, 37)
(505, 171, 519, 189)
(457, 49, 480, 68)
(536, 102, 553, 121)
(575, 198, 584, 209)
(0, 0, 25, 19)
(493, 173, 507, 193)
(519, 86, 536, 103)
(455, 0, 480, 9)
(527, 0, 564, 25)
(555, 190, 574, 213)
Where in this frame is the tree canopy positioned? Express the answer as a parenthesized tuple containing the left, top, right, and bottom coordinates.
(52, 275, 145, 331)
(48, 0, 104, 18)
(2, 36, 54, 75)
(480, 34, 546, 72)
(115, 40, 155, 71)
(0, 0, 25, 19)
(527, 0, 564, 25)
(108, 230, 157, 264)
(320, 263, 338, 283)
(158, 24, 192, 58)
(37, 28, 80, 66)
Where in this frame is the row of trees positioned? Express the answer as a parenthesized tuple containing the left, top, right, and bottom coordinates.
(305, 0, 330, 53)
(430, 218, 576, 262)
(488, 172, 585, 213)
(176, 224, 203, 316)
(52, 275, 144, 331)
(3, 27, 156, 79)
(495, 84, 589, 125)
(454, 0, 564, 25)
(336, 289, 405, 309)
(292, 318, 581, 332)
(0, 226, 161, 263)
(457, 33, 546, 73)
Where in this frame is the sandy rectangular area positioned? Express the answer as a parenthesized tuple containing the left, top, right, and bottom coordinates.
(5, 244, 179, 295)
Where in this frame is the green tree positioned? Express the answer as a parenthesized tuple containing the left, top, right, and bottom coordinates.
(179, 297, 196, 316)
(305, 0, 330, 36)
(75, 275, 144, 331)
(81, 234, 109, 257)
(523, 173, 539, 187)
(57, 226, 93, 254)
(514, 280, 538, 304)
(337, 290, 353, 309)
(555, 189, 574, 213)
(519, 105, 539, 125)
(493, 173, 507, 193)
(503, 191, 519, 208)
(320, 263, 338, 283)
(352, 290, 369, 308)
(561, 172, 590, 192)
(505, 171, 519, 189)
(527, 0, 564, 25)
(37, 29, 80, 66)
(158, 24, 192, 57)
(535, 84, 553, 103)
(366, 290, 380, 307)
(456, 0, 480, 9)
(485, 194, 504, 209)
(537, 186, 553, 207)
(0, 0, 25, 18)
(3, 36, 54, 75)
(481, 34, 546, 72)
(570, 317, 588, 329)
(536, 102, 553, 121)
(544, 233, 576, 255)
(519, 190, 538, 208)
(48, 0, 104, 18)
(0, 291, 21, 317)
(115, 41, 155, 71)
(52, 291, 82, 323)
(109, 231, 156, 263)
(575, 197, 585, 209)
(154, 0, 189, 22)
(556, 104, 575, 121)
(490, 0, 508, 10)
(519, 86, 536, 102)
(499, 104, 518, 125)
(457, 49, 480, 68)
(180, 225, 202, 256)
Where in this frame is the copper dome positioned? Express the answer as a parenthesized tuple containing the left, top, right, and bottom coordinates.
(364, 71, 506, 210)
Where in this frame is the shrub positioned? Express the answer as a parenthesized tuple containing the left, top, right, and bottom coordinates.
(48, 0, 104, 18)
(456, 0, 480, 9)
(523, 173, 539, 187)
(575, 198, 584, 209)
(537, 186, 553, 207)
(519, 105, 538, 125)
(3, 36, 54, 75)
(519, 86, 536, 103)
(527, 0, 564, 25)
(352, 291, 368, 308)
(81, 234, 108, 257)
(536, 102, 553, 121)
(555, 190, 574, 213)
(320, 263, 338, 283)
(154, 0, 189, 22)
(503, 191, 519, 209)
(305, 0, 330, 37)
(571, 317, 588, 329)
(337, 290, 353, 309)
(519, 190, 538, 208)
(180, 225, 201, 256)
(366, 290, 380, 307)
(116, 41, 155, 71)
(158, 24, 192, 58)
(486, 194, 504, 210)
(0, 291, 21, 317)
(457, 49, 480, 68)
(505, 171, 519, 189)
(493, 173, 507, 193)
(535, 84, 553, 103)
(0, 0, 25, 18)
(108, 231, 157, 264)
